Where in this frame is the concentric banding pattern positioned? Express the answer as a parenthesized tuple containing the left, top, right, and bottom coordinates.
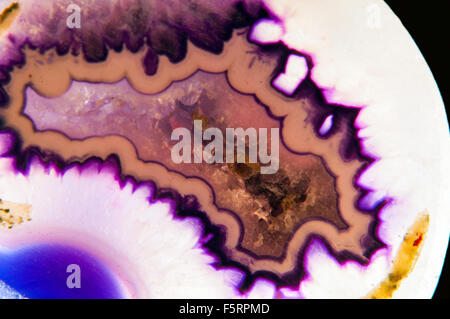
(0, 0, 448, 299)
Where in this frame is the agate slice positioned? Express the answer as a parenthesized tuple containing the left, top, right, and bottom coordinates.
(0, 0, 448, 299)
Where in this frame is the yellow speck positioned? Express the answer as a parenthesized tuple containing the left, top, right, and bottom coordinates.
(0, 2, 19, 34)
(0, 199, 32, 229)
(365, 211, 429, 299)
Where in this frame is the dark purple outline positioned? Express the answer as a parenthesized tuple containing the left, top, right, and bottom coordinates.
(0, 0, 391, 292)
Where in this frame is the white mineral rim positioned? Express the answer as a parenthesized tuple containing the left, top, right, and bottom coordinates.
(264, 0, 449, 298)
(0, 0, 448, 299)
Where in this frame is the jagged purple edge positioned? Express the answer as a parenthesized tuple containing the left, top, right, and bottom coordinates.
(0, 2, 391, 292)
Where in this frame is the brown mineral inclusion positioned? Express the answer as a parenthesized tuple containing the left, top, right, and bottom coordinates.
(24, 71, 347, 258)
(2, 30, 372, 275)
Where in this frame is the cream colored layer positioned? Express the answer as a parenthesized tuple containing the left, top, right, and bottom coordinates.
(1, 29, 371, 276)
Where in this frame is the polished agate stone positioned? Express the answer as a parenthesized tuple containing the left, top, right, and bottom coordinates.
(0, 0, 447, 299)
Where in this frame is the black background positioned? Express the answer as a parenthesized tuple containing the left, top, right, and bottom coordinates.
(0, 0, 447, 304)
(383, 0, 449, 299)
